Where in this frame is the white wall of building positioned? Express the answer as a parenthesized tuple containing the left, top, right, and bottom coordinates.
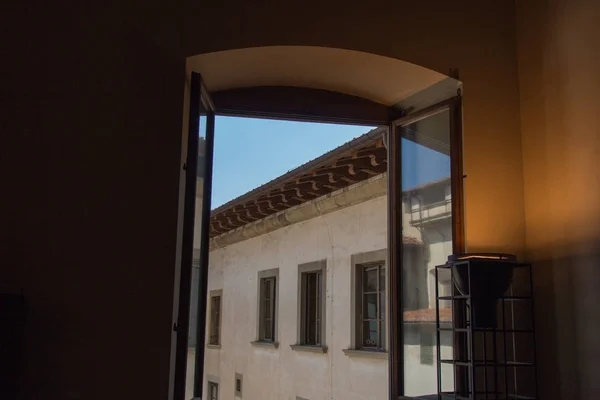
(202, 192, 452, 400)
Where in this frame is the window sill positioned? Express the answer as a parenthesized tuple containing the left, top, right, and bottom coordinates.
(206, 344, 221, 349)
(251, 340, 279, 349)
(342, 348, 388, 359)
(290, 344, 328, 353)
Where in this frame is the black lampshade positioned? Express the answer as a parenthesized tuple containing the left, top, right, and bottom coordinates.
(449, 253, 515, 328)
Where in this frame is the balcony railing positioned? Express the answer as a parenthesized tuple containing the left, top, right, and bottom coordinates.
(410, 198, 452, 225)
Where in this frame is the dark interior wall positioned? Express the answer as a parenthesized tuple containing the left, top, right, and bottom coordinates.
(1, 2, 187, 399)
(516, 0, 600, 398)
(1, 1, 526, 399)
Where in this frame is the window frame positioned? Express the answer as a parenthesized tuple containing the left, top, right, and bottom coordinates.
(208, 290, 222, 346)
(350, 249, 388, 353)
(358, 262, 386, 350)
(261, 277, 276, 341)
(174, 72, 216, 400)
(174, 72, 464, 400)
(256, 268, 279, 344)
(296, 260, 327, 348)
(234, 373, 243, 397)
(207, 381, 219, 400)
(388, 96, 465, 398)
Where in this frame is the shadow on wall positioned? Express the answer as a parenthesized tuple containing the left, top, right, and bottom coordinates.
(516, 0, 600, 397)
(532, 243, 600, 400)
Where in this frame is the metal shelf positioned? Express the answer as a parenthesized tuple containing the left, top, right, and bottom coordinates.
(435, 258, 538, 400)
(438, 392, 536, 400)
(437, 328, 534, 333)
(438, 296, 532, 301)
(440, 360, 535, 367)
(436, 260, 532, 269)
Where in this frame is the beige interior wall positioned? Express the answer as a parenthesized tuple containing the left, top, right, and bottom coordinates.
(1, 1, 527, 399)
(516, 0, 600, 398)
(186, 47, 449, 106)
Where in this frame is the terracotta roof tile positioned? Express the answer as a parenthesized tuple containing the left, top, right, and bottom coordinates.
(209, 127, 452, 238)
(403, 307, 452, 322)
(404, 176, 450, 192)
(402, 236, 423, 246)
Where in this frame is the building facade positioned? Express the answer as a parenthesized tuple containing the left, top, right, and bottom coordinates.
(193, 132, 455, 399)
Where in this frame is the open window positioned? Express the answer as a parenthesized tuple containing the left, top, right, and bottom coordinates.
(388, 97, 464, 398)
(256, 269, 279, 344)
(357, 262, 386, 351)
(173, 72, 216, 400)
(297, 260, 326, 348)
(208, 291, 222, 346)
(174, 68, 463, 400)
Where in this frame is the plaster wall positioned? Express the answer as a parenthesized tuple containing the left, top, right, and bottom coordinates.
(201, 194, 453, 400)
(516, 0, 600, 398)
(205, 195, 389, 400)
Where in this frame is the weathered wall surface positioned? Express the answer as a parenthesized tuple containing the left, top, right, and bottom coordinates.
(204, 194, 451, 400)
(516, 0, 600, 398)
(206, 195, 389, 400)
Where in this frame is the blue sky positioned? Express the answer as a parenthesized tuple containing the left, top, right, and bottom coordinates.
(401, 137, 450, 190)
(210, 116, 449, 208)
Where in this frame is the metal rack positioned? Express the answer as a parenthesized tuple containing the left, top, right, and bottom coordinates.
(434, 259, 538, 400)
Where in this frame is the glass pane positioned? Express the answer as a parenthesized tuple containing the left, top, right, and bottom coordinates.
(264, 279, 271, 301)
(379, 266, 385, 291)
(364, 268, 378, 292)
(363, 320, 379, 348)
(400, 108, 454, 396)
(308, 273, 317, 300)
(264, 296, 271, 319)
(209, 297, 218, 343)
(307, 274, 318, 344)
(379, 292, 386, 319)
(363, 293, 378, 319)
(265, 318, 273, 340)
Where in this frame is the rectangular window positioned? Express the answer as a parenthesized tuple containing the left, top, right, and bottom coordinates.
(259, 276, 277, 341)
(208, 381, 219, 400)
(358, 263, 386, 350)
(209, 294, 221, 345)
(301, 271, 322, 345)
(235, 373, 243, 397)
